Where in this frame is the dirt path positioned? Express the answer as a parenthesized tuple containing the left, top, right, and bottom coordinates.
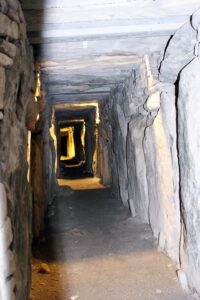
(30, 181, 192, 300)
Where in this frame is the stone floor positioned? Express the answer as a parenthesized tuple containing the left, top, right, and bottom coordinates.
(31, 178, 193, 300)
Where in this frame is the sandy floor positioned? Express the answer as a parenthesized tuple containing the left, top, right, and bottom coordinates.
(30, 180, 193, 300)
(57, 177, 106, 190)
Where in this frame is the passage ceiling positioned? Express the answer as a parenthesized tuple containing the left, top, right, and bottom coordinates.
(21, 0, 200, 103)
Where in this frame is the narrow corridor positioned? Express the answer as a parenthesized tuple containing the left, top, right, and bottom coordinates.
(1, 2, 200, 299)
(31, 180, 191, 300)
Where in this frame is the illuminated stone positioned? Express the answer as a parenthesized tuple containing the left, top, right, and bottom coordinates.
(178, 57, 200, 295)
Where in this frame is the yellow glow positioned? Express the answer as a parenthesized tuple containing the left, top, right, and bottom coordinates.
(35, 67, 41, 98)
(27, 131, 31, 182)
(145, 92, 160, 111)
(55, 103, 99, 172)
(81, 122, 86, 149)
(92, 127, 98, 174)
(154, 110, 173, 199)
(34, 67, 42, 123)
(60, 127, 76, 160)
(59, 119, 85, 125)
(49, 112, 58, 174)
(60, 127, 74, 134)
(153, 108, 177, 247)
(58, 177, 105, 190)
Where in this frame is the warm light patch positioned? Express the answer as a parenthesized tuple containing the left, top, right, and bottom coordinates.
(27, 131, 31, 182)
(60, 127, 76, 160)
(34, 67, 42, 121)
(144, 54, 154, 89)
(81, 122, 86, 150)
(49, 112, 58, 174)
(144, 91, 160, 111)
(35, 67, 41, 99)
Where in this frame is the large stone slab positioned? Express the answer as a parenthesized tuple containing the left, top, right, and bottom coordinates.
(112, 100, 129, 206)
(127, 115, 149, 222)
(160, 22, 196, 83)
(144, 86, 180, 262)
(178, 57, 200, 294)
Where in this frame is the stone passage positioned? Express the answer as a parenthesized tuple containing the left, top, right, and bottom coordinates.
(30, 183, 192, 300)
(1, 0, 200, 299)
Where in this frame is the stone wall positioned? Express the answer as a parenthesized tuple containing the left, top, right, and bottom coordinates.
(105, 10, 200, 297)
(159, 11, 200, 295)
(0, 0, 35, 299)
(98, 99, 113, 186)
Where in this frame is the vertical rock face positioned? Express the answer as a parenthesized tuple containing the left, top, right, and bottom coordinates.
(107, 40, 182, 266)
(109, 67, 149, 207)
(31, 133, 45, 239)
(0, 0, 34, 299)
(178, 58, 200, 294)
(98, 101, 112, 186)
(157, 10, 200, 294)
(159, 22, 196, 83)
(144, 86, 180, 262)
(112, 94, 129, 206)
(127, 115, 149, 222)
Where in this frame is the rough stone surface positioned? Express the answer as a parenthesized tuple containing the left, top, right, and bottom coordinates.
(178, 57, 200, 295)
(0, 217, 13, 252)
(31, 133, 45, 239)
(3, 249, 16, 277)
(0, 52, 13, 66)
(0, 66, 5, 109)
(0, 0, 8, 13)
(0, 2, 200, 300)
(127, 115, 149, 222)
(143, 86, 180, 263)
(0, 1, 35, 299)
(0, 12, 19, 40)
(6, 0, 19, 11)
(0, 183, 7, 227)
(7, 7, 20, 24)
(0, 39, 17, 58)
(112, 93, 129, 206)
(160, 22, 196, 83)
(144, 91, 160, 112)
(98, 101, 112, 186)
(192, 8, 200, 30)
